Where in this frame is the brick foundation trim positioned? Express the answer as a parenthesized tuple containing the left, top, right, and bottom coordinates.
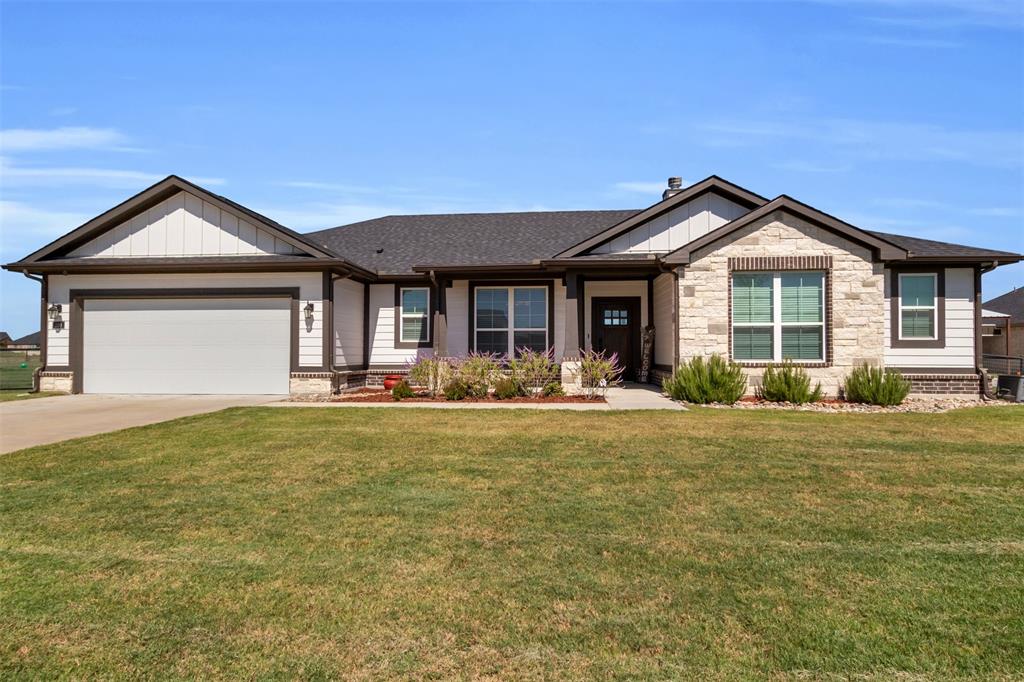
(728, 255, 834, 271)
(904, 373, 981, 396)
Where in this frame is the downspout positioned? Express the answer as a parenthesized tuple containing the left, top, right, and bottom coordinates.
(978, 262, 998, 400)
(22, 271, 44, 393)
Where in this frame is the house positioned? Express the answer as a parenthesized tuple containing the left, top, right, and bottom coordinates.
(4, 174, 1020, 397)
(9, 331, 42, 351)
(0, 332, 11, 349)
(982, 288, 1024, 359)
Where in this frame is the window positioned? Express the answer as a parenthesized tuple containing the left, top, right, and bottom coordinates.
(474, 286, 548, 356)
(898, 273, 937, 340)
(602, 309, 629, 326)
(399, 287, 429, 343)
(732, 271, 825, 362)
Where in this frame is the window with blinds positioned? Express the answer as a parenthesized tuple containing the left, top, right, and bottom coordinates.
(732, 272, 825, 362)
(898, 273, 937, 339)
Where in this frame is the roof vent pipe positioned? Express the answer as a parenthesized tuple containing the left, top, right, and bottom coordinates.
(663, 177, 683, 201)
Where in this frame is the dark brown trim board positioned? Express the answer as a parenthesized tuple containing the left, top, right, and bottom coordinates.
(393, 283, 435, 349)
(67, 287, 301, 394)
(323, 272, 334, 372)
(467, 280, 556, 354)
(889, 267, 946, 349)
(362, 282, 371, 369)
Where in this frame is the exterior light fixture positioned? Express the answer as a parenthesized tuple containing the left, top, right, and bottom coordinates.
(304, 302, 315, 322)
(47, 303, 62, 320)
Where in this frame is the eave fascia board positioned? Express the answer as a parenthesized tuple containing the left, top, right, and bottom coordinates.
(2, 258, 360, 275)
(553, 175, 769, 259)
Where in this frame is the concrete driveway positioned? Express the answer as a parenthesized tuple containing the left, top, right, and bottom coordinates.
(0, 394, 282, 454)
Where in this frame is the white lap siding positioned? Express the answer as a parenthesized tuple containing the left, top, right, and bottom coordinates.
(45, 272, 324, 369)
(368, 283, 433, 366)
(333, 277, 364, 369)
(652, 273, 675, 367)
(883, 267, 976, 370)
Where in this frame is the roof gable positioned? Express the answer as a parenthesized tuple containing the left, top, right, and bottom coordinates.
(14, 175, 340, 264)
(555, 176, 768, 258)
(662, 195, 909, 264)
(983, 288, 1024, 323)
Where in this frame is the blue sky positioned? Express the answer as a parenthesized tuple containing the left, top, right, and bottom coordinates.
(1, 0, 1021, 336)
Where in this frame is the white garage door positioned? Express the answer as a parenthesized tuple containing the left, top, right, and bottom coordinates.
(83, 297, 291, 395)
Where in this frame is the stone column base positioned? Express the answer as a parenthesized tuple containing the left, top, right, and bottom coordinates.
(38, 371, 73, 393)
(289, 372, 334, 397)
(560, 359, 583, 396)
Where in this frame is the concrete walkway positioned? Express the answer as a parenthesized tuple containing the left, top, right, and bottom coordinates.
(271, 384, 686, 411)
(0, 394, 282, 454)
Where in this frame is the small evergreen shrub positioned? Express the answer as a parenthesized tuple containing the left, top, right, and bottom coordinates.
(406, 356, 453, 397)
(843, 363, 911, 406)
(493, 376, 525, 400)
(443, 378, 470, 401)
(573, 350, 623, 399)
(391, 380, 415, 401)
(542, 381, 565, 397)
(507, 347, 559, 395)
(756, 361, 823, 404)
(458, 352, 501, 398)
(663, 354, 747, 404)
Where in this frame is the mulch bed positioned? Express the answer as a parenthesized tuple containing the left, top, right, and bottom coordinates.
(321, 388, 602, 404)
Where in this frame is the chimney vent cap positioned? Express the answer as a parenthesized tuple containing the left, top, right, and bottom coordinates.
(667, 176, 683, 189)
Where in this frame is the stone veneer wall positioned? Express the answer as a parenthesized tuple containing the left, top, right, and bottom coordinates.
(289, 372, 333, 396)
(678, 210, 887, 396)
(38, 371, 73, 393)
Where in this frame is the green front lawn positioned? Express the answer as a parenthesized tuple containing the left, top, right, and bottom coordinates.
(2, 407, 1022, 679)
(0, 390, 61, 402)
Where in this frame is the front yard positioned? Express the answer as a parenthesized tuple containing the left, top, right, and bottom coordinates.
(2, 406, 1022, 679)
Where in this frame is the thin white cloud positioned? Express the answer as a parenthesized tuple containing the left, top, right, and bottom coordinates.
(773, 160, 852, 173)
(613, 181, 671, 194)
(870, 197, 949, 209)
(969, 207, 1022, 217)
(0, 126, 134, 152)
(0, 157, 223, 189)
(699, 118, 1024, 168)
(278, 180, 383, 194)
(810, 0, 1024, 29)
(856, 35, 963, 47)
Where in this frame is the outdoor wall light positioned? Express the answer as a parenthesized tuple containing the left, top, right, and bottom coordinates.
(304, 302, 315, 322)
(47, 303, 62, 320)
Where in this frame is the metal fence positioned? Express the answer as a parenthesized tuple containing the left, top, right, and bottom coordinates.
(0, 349, 41, 391)
(982, 354, 1024, 377)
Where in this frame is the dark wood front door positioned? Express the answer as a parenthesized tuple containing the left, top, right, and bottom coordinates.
(592, 297, 641, 381)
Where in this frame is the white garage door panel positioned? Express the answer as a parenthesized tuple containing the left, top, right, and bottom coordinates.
(83, 298, 290, 394)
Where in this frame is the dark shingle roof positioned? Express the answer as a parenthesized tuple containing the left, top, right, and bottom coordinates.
(867, 231, 1021, 261)
(306, 210, 640, 274)
(984, 288, 1024, 324)
(13, 331, 40, 346)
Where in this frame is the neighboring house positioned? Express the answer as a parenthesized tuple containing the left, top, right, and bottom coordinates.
(9, 331, 42, 350)
(982, 288, 1024, 358)
(0, 332, 11, 348)
(3, 174, 1021, 397)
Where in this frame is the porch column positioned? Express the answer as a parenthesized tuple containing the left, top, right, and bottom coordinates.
(433, 278, 448, 357)
(563, 272, 581, 356)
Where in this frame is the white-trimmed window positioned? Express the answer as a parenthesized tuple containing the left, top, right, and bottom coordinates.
(732, 271, 826, 362)
(898, 273, 937, 340)
(474, 286, 548, 356)
(399, 287, 429, 343)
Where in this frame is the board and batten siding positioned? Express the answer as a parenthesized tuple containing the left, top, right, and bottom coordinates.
(590, 193, 748, 254)
(45, 272, 324, 368)
(69, 191, 301, 258)
(652, 272, 675, 367)
(333, 277, 364, 369)
(445, 281, 470, 357)
(883, 267, 976, 369)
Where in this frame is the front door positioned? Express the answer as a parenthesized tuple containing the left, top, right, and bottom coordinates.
(592, 297, 641, 381)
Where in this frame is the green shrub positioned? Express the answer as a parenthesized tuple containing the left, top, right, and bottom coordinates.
(458, 352, 501, 398)
(407, 356, 453, 397)
(663, 354, 747, 404)
(507, 347, 559, 395)
(843, 363, 911, 406)
(756, 361, 823, 404)
(541, 381, 565, 397)
(572, 350, 623, 399)
(493, 376, 525, 400)
(443, 378, 470, 401)
(391, 380, 415, 401)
